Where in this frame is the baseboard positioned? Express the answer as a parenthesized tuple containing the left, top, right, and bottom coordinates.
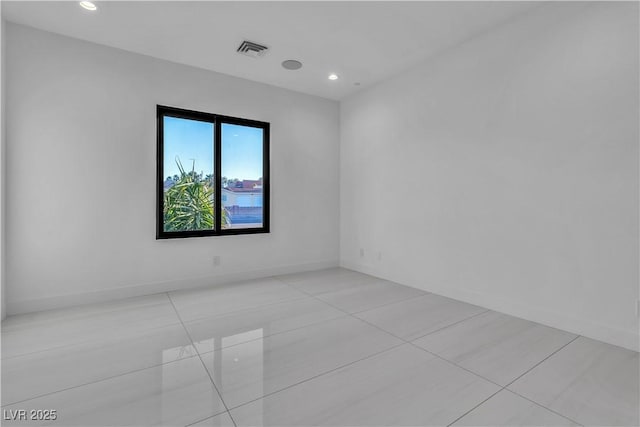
(341, 261, 639, 353)
(7, 259, 339, 316)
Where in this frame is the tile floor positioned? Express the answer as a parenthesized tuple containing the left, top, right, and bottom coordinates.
(1, 268, 638, 426)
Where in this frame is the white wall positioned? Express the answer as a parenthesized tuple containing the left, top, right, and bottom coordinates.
(340, 2, 639, 351)
(6, 23, 340, 314)
(1, 16, 6, 321)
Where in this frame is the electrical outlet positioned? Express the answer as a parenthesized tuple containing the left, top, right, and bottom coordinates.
(213, 256, 221, 266)
(359, 248, 364, 257)
(377, 251, 382, 261)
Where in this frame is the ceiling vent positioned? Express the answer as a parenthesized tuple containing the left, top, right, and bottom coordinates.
(237, 40, 269, 58)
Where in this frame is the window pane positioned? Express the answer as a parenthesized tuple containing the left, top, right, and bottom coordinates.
(221, 123, 264, 229)
(163, 116, 215, 232)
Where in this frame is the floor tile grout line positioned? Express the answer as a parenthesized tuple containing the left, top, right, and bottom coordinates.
(273, 273, 380, 289)
(0, 272, 590, 426)
(1, 292, 175, 329)
(432, 332, 583, 427)
(407, 309, 492, 342)
(224, 341, 409, 413)
(346, 309, 502, 386)
(278, 280, 417, 345)
(193, 311, 352, 357)
(177, 281, 444, 418)
(279, 273, 589, 425)
(279, 275, 491, 343)
(279, 272, 490, 320)
(1, 305, 580, 427)
(346, 291, 436, 316)
(499, 335, 585, 426)
(276, 279, 364, 316)
(193, 277, 417, 414)
(281, 277, 496, 347)
(345, 291, 432, 316)
(409, 332, 584, 425)
(277, 276, 429, 321)
(3, 291, 323, 408)
(2, 306, 230, 419)
(294, 282, 587, 425)
(443, 354, 580, 426)
(0, 327, 189, 363)
(287, 281, 510, 391)
(408, 340, 585, 425)
(1, 353, 203, 407)
(1, 307, 187, 362)
(503, 334, 581, 389)
(178, 293, 311, 325)
(0, 316, 190, 361)
(502, 389, 584, 426)
(280, 276, 505, 386)
(407, 342, 505, 389)
(275, 276, 435, 315)
(0, 284, 199, 402)
(184, 411, 233, 427)
(165, 292, 238, 427)
(181, 276, 478, 419)
(446, 387, 504, 426)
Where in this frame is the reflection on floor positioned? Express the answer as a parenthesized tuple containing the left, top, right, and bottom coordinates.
(2, 268, 638, 426)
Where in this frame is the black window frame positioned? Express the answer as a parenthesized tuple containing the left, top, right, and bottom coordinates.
(156, 105, 270, 239)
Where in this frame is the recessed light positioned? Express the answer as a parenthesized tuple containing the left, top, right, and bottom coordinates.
(282, 60, 303, 70)
(79, 1, 97, 11)
(328, 73, 339, 81)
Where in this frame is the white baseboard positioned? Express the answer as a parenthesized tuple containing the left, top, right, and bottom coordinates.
(341, 261, 639, 353)
(7, 259, 339, 316)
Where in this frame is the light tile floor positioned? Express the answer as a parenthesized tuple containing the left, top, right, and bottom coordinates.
(2, 268, 638, 426)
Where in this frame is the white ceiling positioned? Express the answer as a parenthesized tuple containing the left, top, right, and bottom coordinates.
(2, 1, 539, 100)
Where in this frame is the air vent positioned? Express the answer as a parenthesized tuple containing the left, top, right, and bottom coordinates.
(237, 40, 269, 58)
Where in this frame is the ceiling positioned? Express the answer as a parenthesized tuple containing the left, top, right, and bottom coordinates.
(2, 1, 539, 100)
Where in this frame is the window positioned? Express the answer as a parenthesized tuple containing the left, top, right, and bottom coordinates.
(157, 105, 269, 239)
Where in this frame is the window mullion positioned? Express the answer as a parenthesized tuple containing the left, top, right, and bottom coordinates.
(214, 118, 222, 233)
